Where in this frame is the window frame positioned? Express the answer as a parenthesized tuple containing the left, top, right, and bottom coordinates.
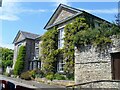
(57, 55, 65, 73)
(58, 27, 65, 49)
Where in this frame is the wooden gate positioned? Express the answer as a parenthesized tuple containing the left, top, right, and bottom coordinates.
(111, 52, 120, 80)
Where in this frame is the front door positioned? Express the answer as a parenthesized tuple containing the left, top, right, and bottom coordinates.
(111, 52, 120, 80)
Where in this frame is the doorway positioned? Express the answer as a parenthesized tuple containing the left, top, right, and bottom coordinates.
(111, 52, 120, 80)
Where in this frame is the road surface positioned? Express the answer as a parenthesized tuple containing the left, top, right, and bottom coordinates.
(0, 75, 65, 89)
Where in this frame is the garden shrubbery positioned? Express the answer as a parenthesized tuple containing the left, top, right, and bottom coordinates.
(35, 69, 45, 78)
(45, 73, 67, 80)
(20, 69, 72, 81)
(20, 69, 45, 80)
(20, 70, 36, 80)
(20, 71, 31, 80)
(45, 72, 54, 81)
(54, 73, 66, 80)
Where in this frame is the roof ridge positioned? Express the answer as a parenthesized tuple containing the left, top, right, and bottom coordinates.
(20, 30, 39, 36)
(60, 4, 83, 12)
(44, 4, 111, 29)
(60, 4, 111, 23)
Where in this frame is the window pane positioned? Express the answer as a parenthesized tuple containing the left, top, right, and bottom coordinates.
(57, 58, 64, 72)
(58, 28, 64, 49)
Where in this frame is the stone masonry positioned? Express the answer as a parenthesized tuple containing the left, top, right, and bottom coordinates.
(75, 36, 120, 88)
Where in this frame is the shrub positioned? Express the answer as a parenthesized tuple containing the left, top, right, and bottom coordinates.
(54, 73, 66, 80)
(4, 72, 10, 77)
(46, 72, 54, 81)
(35, 69, 45, 78)
(35, 74, 43, 78)
(20, 71, 31, 80)
(29, 70, 36, 79)
(66, 73, 74, 80)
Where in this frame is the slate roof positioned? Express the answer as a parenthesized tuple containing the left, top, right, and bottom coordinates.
(20, 31, 40, 39)
(13, 30, 40, 44)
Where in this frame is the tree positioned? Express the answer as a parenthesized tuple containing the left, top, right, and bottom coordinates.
(0, 47, 13, 72)
(14, 46, 26, 75)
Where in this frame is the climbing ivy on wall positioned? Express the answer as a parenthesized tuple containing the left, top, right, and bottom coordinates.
(63, 18, 89, 75)
(14, 46, 26, 75)
(74, 21, 120, 49)
(41, 27, 59, 74)
(41, 17, 120, 77)
(64, 17, 120, 76)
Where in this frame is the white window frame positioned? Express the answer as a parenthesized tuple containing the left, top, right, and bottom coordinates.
(58, 27, 65, 49)
(57, 56, 65, 73)
(35, 47, 39, 59)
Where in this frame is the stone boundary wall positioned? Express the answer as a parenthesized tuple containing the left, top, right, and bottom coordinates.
(80, 80, 120, 88)
(75, 45, 112, 84)
(67, 80, 120, 89)
(75, 37, 120, 88)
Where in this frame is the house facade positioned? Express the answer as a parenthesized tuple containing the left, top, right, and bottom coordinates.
(12, 31, 41, 72)
(13, 4, 120, 87)
(44, 4, 106, 73)
(43, 3, 120, 88)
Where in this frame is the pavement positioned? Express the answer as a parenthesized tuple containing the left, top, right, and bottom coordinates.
(0, 75, 66, 89)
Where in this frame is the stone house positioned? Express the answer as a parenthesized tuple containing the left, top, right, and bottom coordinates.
(12, 30, 41, 72)
(44, 4, 120, 87)
(44, 4, 112, 73)
(13, 4, 120, 87)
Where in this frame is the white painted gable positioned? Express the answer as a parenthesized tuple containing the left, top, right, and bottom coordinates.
(13, 32, 25, 43)
(53, 8, 77, 24)
(44, 4, 81, 29)
(16, 33, 25, 42)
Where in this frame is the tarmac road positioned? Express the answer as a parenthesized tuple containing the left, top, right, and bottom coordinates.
(0, 75, 65, 89)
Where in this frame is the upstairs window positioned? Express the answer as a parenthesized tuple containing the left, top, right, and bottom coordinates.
(58, 28, 64, 49)
(35, 42, 39, 59)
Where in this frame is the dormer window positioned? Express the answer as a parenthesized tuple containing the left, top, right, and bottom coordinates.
(58, 28, 64, 49)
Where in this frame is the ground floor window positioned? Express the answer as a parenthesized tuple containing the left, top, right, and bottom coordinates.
(29, 60, 41, 70)
(57, 56, 65, 73)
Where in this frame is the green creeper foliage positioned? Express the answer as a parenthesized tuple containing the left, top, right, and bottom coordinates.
(14, 46, 26, 75)
(111, 23, 120, 36)
(63, 18, 89, 75)
(41, 27, 59, 74)
(40, 17, 120, 78)
(74, 21, 120, 49)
